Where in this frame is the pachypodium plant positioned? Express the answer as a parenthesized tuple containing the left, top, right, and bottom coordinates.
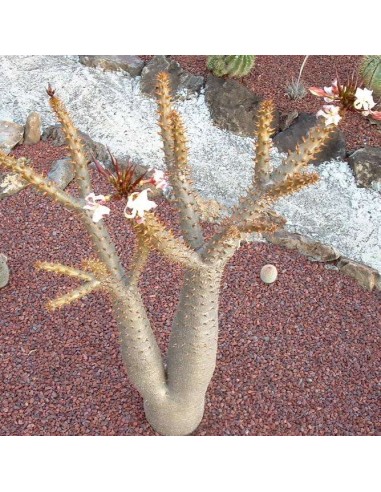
(0, 72, 340, 435)
(207, 55, 256, 78)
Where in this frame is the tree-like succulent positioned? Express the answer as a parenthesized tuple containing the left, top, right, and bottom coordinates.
(0, 72, 337, 435)
(207, 55, 256, 78)
(359, 56, 381, 100)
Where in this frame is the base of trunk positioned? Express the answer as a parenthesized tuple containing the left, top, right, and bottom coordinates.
(144, 396, 205, 436)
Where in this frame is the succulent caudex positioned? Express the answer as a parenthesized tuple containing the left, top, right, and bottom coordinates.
(0, 72, 335, 435)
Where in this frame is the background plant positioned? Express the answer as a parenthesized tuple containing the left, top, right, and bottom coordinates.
(285, 55, 309, 100)
(207, 55, 256, 78)
(0, 72, 336, 435)
(359, 56, 381, 100)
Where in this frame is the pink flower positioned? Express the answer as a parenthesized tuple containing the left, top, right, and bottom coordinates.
(149, 169, 169, 191)
(309, 79, 339, 102)
(362, 111, 381, 121)
(316, 105, 342, 126)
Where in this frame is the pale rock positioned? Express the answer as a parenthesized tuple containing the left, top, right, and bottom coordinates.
(0, 121, 24, 153)
(24, 111, 41, 144)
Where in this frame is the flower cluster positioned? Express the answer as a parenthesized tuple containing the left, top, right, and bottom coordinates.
(309, 78, 381, 127)
(83, 167, 169, 224)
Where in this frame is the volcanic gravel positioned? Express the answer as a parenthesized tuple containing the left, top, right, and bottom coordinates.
(0, 141, 380, 436)
(141, 55, 381, 151)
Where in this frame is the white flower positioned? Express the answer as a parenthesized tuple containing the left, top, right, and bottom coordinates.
(354, 87, 376, 111)
(323, 79, 339, 102)
(316, 105, 342, 126)
(150, 169, 169, 191)
(124, 189, 157, 222)
(83, 193, 111, 223)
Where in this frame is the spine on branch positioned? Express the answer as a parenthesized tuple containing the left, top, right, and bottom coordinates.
(0, 152, 80, 211)
(47, 85, 92, 197)
(155, 73, 204, 250)
(133, 213, 205, 271)
(271, 122, 334, 184)
(254, 100, 276, 189)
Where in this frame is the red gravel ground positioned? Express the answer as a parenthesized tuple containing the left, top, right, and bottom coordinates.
(0, 141, 380, 436)
(141, 55, 381, 150)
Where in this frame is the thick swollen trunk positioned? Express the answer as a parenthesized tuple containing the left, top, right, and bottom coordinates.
(142, 266, 223, 435)
(110, 283, 167, 402)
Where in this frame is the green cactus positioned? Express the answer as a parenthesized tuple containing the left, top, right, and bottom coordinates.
(207, 55, 256, 78)
(360, 56, 381, 99)
(0, 72, 336, 435)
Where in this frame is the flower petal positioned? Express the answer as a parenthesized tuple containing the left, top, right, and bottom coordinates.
(309, 86, 327, 97)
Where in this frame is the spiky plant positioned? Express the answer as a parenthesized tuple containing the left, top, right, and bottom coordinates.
(285, 55, 309, 100)
(0, 72, 337, 435)
(207, 55, 256, 78)
(360, 56, 381, 100)
(285, 78, 308, 100)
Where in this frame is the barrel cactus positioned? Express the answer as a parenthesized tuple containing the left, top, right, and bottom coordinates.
(359, 56, 381, 99)
(207, 55, 256, 78)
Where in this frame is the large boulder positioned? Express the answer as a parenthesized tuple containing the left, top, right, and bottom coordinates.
(140, 56, 204, 99)
(347, 146, 381, 191)
(0, 121, 24, 154)
(42, 125, 111, 166)
(273, 113, 346, 165)
(79, 55, 144, 77)
(47, 158, 75, 190)
(24, 112, 41, 145)
(204, 75, 278, 138)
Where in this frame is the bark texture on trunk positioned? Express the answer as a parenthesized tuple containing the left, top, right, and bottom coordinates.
(166, 267, 223, 399)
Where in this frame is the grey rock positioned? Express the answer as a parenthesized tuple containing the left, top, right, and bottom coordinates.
(42, 125, 111, 166)
(0, 171, 28, 199)
(0, 121, 24, 154)
(264, 230, 340, 262)
(79, 55, 144, 77)
(0, 253, 9, 288)
(140, 56, 204, 99)
(205, 75, 279, 138)
(24, 111, 41, 145)
(273, 113, 346, 165)
(337, 257, 378, 291)
(347, 146, 381, 191)
(48, 158, 75, 190)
